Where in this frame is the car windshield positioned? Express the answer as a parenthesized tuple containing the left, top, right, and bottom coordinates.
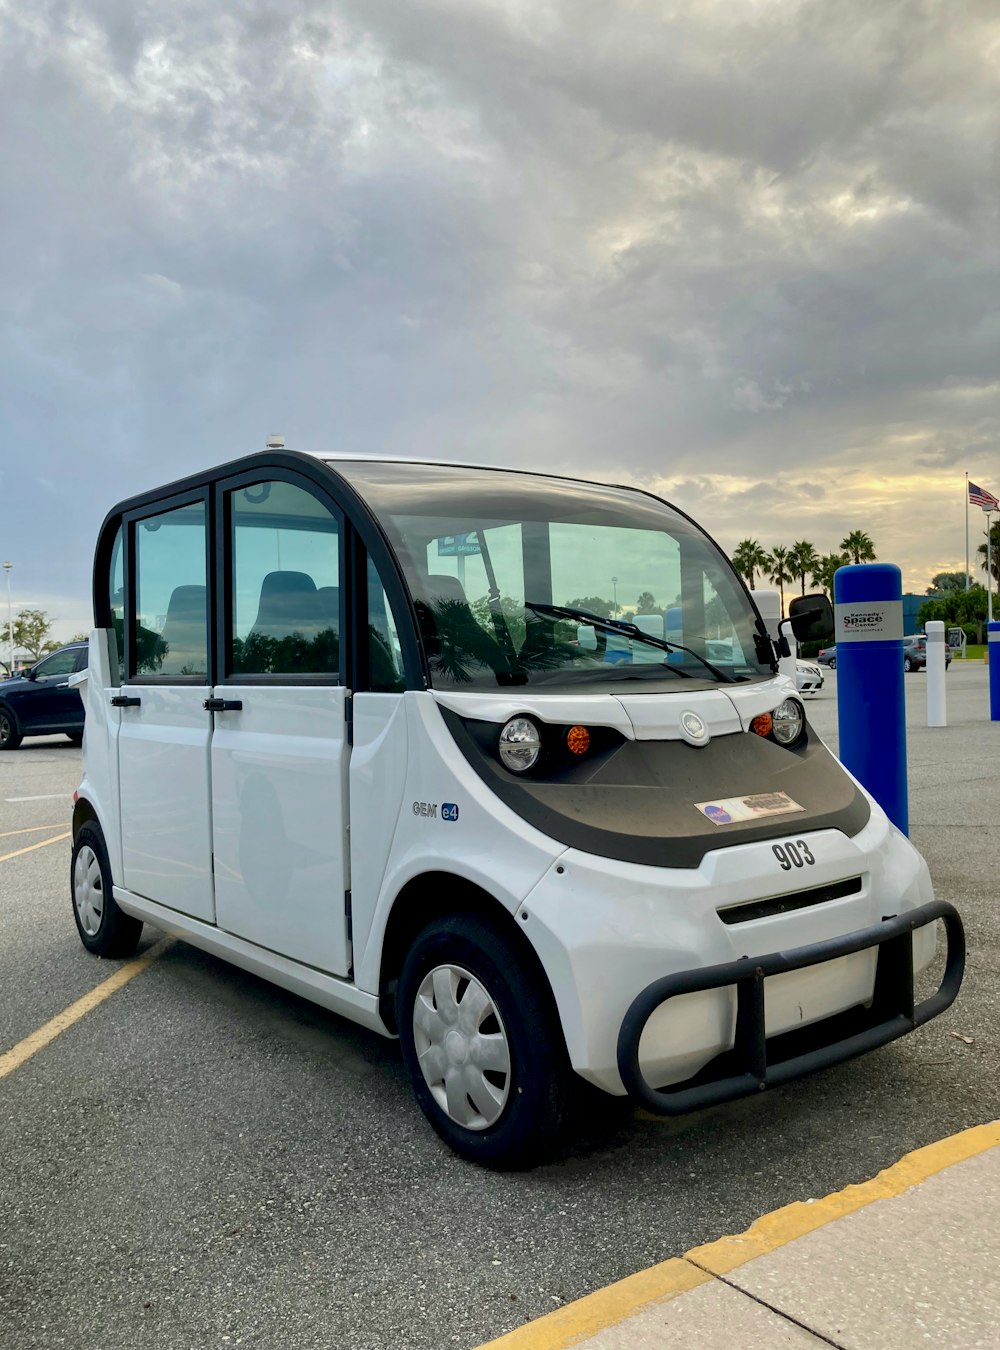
(336, 461, 774, 692)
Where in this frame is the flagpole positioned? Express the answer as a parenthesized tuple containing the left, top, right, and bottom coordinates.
(989, 509, 994, 625)
(965, 472, 970, 590)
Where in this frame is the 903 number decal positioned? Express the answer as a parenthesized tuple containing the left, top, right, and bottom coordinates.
(772, 840, 815, 871)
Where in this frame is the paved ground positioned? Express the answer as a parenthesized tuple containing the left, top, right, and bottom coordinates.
(0, 665, 996, 1350)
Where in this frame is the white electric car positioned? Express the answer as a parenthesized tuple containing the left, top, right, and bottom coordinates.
(70, 451, 963, 1166)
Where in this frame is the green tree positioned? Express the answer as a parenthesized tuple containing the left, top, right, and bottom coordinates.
(787, 540, 820, 596)
(840, 530, 877, 565)
(927, 572, 970, 596)
(812, 552, 848, 599)
(919, 585, 990, 643)
(12, 609, 54, 662)
(730, 539, 771, 589)
(635, 591, 661, 615)
(768, 545, 794, 618)
(976, 520, 1000, 585)
(566, 595, 612, 618)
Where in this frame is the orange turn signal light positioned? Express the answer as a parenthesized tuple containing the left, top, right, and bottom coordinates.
(751, 712, 773, 738)
(565, 725, 591, 755)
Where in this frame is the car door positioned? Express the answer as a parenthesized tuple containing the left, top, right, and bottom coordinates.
(209, 472, 352, 976)
(116, 494, 216, 923)
(12, 647, 81, 732)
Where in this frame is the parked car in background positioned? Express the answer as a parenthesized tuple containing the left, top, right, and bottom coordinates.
(817, 645, 837, 668)
(902, 635, 952, 673)
(795, 659, 824, 694)
(0, 641, 88, 749)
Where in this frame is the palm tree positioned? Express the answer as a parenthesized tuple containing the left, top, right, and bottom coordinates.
(768, 545, 794, 618)
(812, 552, 848, 599)
(977, 520, 1000, 585)
(731, 539, 772, 589)
(840, 530, 876, 565)
(788, 540, 820, 596)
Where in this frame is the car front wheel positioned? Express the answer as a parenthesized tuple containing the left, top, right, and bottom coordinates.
(397, 912, 574, 1168)
(71, 821, 143, 958)
(0, 706, 21, 751)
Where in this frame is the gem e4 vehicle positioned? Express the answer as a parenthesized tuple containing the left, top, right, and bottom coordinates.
(69, 450, 964, 1166)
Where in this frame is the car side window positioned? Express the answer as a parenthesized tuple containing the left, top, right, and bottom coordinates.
(33, 649, 78, 679)
(132, 501, 209, 679)
(228, 479, 342, 678)
(366, 558, 406, 693)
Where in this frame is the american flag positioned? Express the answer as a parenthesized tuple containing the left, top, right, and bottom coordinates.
(969, 481, 999, 509)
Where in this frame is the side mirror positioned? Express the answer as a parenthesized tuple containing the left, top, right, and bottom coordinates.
(787, 592, 834, 643)
(25, 667, 38, 681)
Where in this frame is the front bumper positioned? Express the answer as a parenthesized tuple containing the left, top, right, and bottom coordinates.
(616, 900, 964, 1115)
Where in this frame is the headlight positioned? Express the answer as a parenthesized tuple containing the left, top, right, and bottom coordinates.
(772, 697, 805, 746)
(498, 716, 542, 772)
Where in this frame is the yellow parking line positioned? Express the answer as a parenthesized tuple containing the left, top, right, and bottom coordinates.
(474, 1119, 1000, 1350)
(0, 824, 66, 840)
(0, 831, 71, 864)
(0, 938, 173, 1080)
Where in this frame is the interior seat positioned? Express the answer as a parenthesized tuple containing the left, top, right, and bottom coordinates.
(159, 585, 207, 675)
(250, 571, 319, 640)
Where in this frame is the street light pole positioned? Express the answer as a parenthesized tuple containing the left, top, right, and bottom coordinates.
(612, 576, 618, 617)
(3, 562, 12, 675)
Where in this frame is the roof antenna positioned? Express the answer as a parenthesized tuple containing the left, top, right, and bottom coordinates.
(266, 434, 285, 449)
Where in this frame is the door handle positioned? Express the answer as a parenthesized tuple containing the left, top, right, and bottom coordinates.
(110, 695, 142, 707)
(56, 682, 69, 688)
(203, 698, 243, 712)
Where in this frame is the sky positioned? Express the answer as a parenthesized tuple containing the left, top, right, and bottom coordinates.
(1, 0, 998, 642)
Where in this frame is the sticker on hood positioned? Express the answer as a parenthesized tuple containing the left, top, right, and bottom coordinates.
(696, 792, 804, 826)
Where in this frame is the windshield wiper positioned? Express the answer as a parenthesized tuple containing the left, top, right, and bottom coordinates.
(523, 601, 736, 683)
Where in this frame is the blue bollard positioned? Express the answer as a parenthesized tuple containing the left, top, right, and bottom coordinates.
(990, 622, 1000, 721)
(834, 564, 908, 833)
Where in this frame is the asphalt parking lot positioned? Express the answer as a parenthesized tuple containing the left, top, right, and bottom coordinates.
(1, 665, 997, 1350)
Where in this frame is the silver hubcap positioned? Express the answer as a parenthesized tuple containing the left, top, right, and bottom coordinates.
(0, 713, 10, 740)
(73, 845, 104, 936)
(413, 963, 511, 1130)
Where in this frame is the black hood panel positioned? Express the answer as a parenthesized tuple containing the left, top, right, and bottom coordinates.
(441, 709, 870, 869)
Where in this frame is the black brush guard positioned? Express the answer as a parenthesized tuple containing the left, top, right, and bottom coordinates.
(616, 900, 964, 1115)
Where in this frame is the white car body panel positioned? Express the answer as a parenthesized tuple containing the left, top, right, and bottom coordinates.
(77, 600, 938, 1103)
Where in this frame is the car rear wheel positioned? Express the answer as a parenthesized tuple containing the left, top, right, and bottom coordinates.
(71, 821, 143, 958)
(903, 656, 913, 672)
(828, 657, 836, 670)
(398, 912, 574, 1168)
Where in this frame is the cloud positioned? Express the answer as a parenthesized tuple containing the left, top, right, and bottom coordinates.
(0, 0, 997, 631)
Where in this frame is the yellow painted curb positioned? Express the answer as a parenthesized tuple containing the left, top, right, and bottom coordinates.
(472, 1119, 1000, 1350)
(688, 1118, 1000, 1276)
(475, 1258, 709, 1350)
(0, 938, 173, 1079)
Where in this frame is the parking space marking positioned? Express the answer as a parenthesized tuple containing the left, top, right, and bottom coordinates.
(4, 793, 72, 802)
(0, 831, 71, 864)
(0, 823, 65, 839)
(475, 1119, 1000, 1349)
(0, 937, 173, 1080)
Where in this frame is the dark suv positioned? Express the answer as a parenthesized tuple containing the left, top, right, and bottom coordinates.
(0, 641, 88, 749)
(902, 635, 952, 673)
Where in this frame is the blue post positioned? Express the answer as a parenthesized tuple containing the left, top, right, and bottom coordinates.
(834, 564, 908, 833)
(989, 622, 1000, 721)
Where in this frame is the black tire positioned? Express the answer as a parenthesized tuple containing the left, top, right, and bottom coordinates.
(397, 912, 574, 1168)
(70, 821, 143, 958)
(903, 656, 913, 672)
(0, 705, 21, 751)
(828, 657, 836, 670)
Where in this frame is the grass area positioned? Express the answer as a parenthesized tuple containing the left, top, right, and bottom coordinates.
(955, 645, 986, 660)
